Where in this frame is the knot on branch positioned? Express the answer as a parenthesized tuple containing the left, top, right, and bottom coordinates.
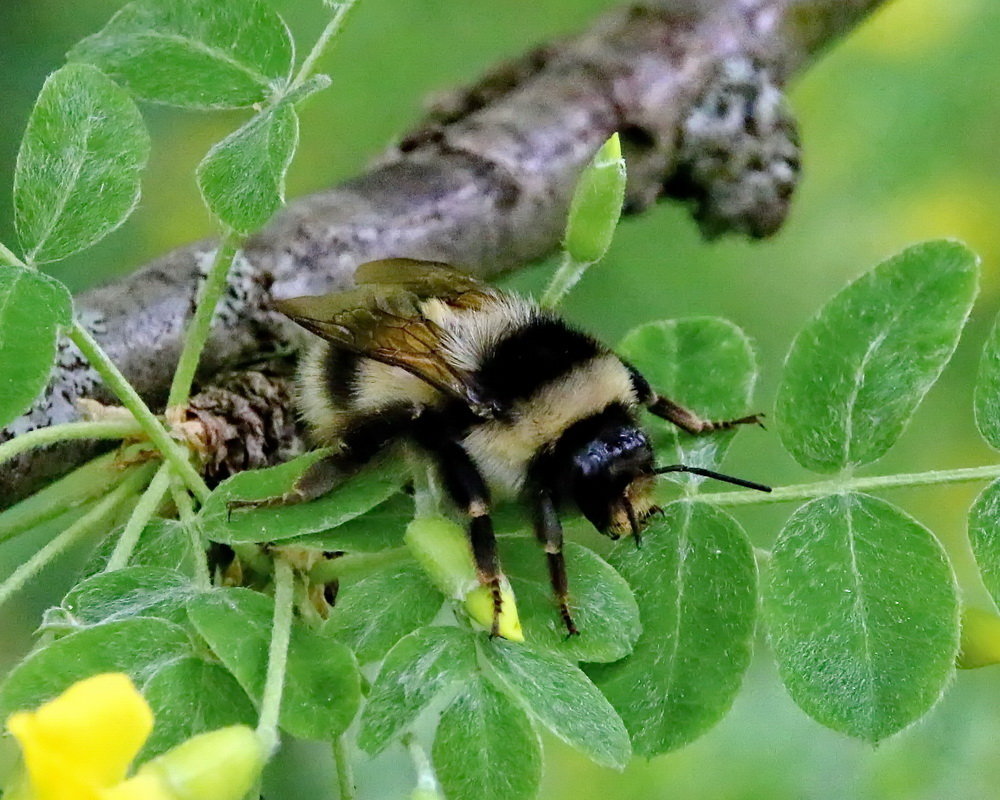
(178, 363, 306, 487)
(664, 55, 801, 239)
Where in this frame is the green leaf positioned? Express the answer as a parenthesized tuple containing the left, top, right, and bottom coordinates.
(433, 676, 542, 800)
(618, 317, 757, 476)
(499, 536, 639, 663)
(197, 104, 298, 235)
(45, 567, 197, 632)
(358, 626, 477, 756)
(975, 311, 1000, 450)
(0, 266, 72, 427)
(187, 588, 361, 741)
(765, 492, 959, 742)
(200, 451, 406, 544)
(323, 557, 443, 663)
(83, 518, 202, 577)
(968, 479, 1000, 609)
(139, 658, 257, 761)
(776, 240, 979, 473)
(68, 0, 293, 109)
(588, 502, 756, 756)
(285, 494, 412, 552)
(0, 618, 193, 719)
(14, 64, 149, 264)
(483, 640, 631, 769)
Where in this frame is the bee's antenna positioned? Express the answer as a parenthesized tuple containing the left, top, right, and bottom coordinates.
(654, 465, 772, 493)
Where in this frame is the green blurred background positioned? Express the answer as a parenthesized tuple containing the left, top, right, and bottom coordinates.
(4, 0, 1000, 797)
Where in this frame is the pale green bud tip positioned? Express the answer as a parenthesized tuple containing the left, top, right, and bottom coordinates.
(405, 516, 523, 641)
(563, 132, 627, 264)
(958, 606, 1000, 669)
(137, 725, 265, 800)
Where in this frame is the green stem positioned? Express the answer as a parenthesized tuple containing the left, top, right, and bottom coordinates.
(0, 463, 155, 609)
(539, 251, 594, 310)
(105, 462, 173, 571)
(172, 479, 211, 589)
(0, 451, 128, 544)
(332, 735, 356, 800)
(68, 320, 210, 502)
(166, 232, 241, 408)
(0, 241, 26, 267)
(257, 557, 295, 754)
(289, 0, 358, 92)
(0, 420, 145, 466)
(694, 463, 1000, 507)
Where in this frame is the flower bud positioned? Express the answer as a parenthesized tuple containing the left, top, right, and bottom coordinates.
(135, 726, 264, 800)
(563, 133, 627, 264)
(405, 516, 523, 641)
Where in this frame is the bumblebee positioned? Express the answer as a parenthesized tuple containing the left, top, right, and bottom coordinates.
(244, 259, 768, 635)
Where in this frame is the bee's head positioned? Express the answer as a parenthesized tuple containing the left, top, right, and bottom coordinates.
(565, 412, 657, 539)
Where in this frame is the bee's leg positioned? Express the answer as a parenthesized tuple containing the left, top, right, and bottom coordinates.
(226, 453, 351, 514)
(626, 367, 763, 435)
(420, 436, 503, 637)
(532, 493, 578, 637)
(228, 408, 416, 515)
(646, 395, 763, 435)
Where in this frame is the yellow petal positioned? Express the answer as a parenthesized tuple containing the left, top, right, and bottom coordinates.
(6, 673, 154, 800)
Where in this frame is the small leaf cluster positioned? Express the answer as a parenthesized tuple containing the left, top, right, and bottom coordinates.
(0, 0, 337, 430)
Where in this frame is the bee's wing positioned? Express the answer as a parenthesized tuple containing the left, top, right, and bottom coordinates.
(276, 260, 497, 414)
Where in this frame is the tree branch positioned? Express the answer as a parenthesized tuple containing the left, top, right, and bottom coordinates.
(0, 0, 885, 507)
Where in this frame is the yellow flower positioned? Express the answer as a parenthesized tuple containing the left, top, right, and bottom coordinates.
(7, 673, 155, 800)
(5, 673, 264, 800)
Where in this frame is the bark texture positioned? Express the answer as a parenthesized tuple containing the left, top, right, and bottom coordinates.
(1, 0, 885, 506)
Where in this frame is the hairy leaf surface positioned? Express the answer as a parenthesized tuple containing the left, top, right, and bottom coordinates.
(139, 658, 257, 761)
(0, 619, 192, 719)
(358, 626, 477, 755)
(324, 557, 443, 663)
(69, 0, 293, 108)
(765, 492, 959, 742)
(484, 640, 631, 769)
(0, 266, 72, 427)
(187, 588, 360, 740)
(776, 240, 978, 473)
(433, 676, 542, 800)
(589, 501, 756, 756)
(968, 479, 1000, 609)
(15, 64, 149, 264)
(197, 104, 298, 234)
